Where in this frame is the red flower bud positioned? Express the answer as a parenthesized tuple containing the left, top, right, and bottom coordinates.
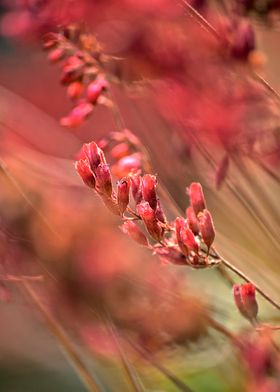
(180, 225, 199, 253)
(48, 47, 65, 62)
(175, 217, 189, 256)
(95, 164, 112, 197)
(198, 209, 215, 250)
(75, 159, 95, 188)
(187, 183, 206, 216)
(131, 175, 143, 205)
(121, 221, 149, 247)
(67, 81, 84, 100)
(83, 142, 106, 172)
(186, 206, 199, 235)
(142, 174, 157, 210)
(233, 283, 258, 320)
(136, 201, 163, 242)
(87, 79, 108, 104)
(60, 101, 93, 127)
(117, 178, 130, 215)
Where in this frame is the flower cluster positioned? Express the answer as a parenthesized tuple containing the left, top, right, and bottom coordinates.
(43, 26, 111, 127)
(75, 140, 218, 269)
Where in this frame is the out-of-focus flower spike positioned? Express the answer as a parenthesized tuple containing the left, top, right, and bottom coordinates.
(75, 159, 96, 188)
(111, 143, 130, 160)
(187, 183, 206, 216)
(215, 155, 229, 190)
(60, 101, 93, 128)
(198, 209, 215, 250)
(95, 164, 113, 197)
(136, 201, 163, 242)
(142, 174, 157, 210)
(117, 178, 130, 215)
(186, 206, 199, 235)
(121, 221, 149, 247)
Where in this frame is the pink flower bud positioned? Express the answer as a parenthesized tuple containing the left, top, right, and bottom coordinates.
(48, 47, 65, 62)
(67, 81, 84, 100)
(175, 217, 189, 256)
(87, 79, 108, 104)
(186, 206, 199, 235)
(61, 56, 84, 84)
(187, 183, 206, 216)
(233, 283, 258, 320)
(180, 225, 199, 253)
(142, 174, 157, 210)
(60, 102, 93, 127)
(83, 142, 106, 172)
(155, 199, 166, 223)
(136, 201, 163, 242)
(131, 175, 143, 205)
(95, 164, 112, 197)
(111, 143, 130, 160)
(121, 221, 149, 247)
(240, 283, 258, 320)
(198, 209, 215, 250)
(75, 159, 96, 188)
(117, 178, 130, 215)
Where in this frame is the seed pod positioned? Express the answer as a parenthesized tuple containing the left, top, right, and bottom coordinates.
(117, 178, 130, 215)
(75, 159, 96, 188)
(142, 174, 157, 210)
(187, 183, 206, 216)
(121, 221, 149, 247)
(186, 206, 199, 235)
(137, 201, 163, 242)
(198, 209, 215, 250)
(95, 164, 112, 197)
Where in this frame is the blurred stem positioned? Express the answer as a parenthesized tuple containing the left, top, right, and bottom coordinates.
(127, 339, 194, 392)
(104, 312, 146, 392)
(212, 248, 280, 312)
(20, 279, 102, 392)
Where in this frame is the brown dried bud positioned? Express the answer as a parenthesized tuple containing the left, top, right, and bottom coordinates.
(198, 209, 215, 250)
(117, 178, 130, 215)
(188, 183, 206, 216)
(121, 221, 149, 247)
(75, 159, 95, 188)
(142, 174, 157, 210)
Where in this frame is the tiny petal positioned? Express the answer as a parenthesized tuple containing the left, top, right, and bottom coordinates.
(187, 183, 206, 216)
